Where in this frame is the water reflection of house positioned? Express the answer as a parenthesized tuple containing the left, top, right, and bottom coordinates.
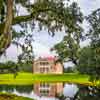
(33, 56, 63, 97)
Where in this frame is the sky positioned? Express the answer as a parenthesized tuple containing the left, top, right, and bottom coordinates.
(0, 0, 100, 63)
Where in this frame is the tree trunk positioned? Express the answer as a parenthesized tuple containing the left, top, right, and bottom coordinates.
(4, 0, 13, 34)
(0, 0, 13, 55)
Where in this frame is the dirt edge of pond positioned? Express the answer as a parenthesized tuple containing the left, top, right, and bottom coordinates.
(0, 92, 33, 100)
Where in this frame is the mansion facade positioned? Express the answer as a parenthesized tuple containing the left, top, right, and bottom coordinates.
(33, 56, 63, 97)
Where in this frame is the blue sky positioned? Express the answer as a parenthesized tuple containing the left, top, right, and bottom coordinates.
(0, 0, 100, 62)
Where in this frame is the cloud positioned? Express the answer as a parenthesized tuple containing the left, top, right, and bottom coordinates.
(33, 42, 53, 57)
(78, 0, 100, 15)
(32, 30, 65, 48)
(0, 44, 20, 62)
(0, 41, 56, 62)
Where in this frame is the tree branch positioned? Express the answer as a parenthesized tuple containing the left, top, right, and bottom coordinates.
(4, 0, 13, 34)
(0, 7, 54, 31)
(64, 58, 77, 65)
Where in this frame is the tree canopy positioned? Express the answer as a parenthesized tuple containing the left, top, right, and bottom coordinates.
(0, 0, 83, 56)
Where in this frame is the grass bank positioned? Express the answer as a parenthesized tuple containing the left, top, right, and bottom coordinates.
(0, 72, 99, 87)
(0, 92, 33, 100)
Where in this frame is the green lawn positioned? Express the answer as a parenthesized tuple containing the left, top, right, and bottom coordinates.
(0, 92, 33, 100)
(0, 72, 99, 87)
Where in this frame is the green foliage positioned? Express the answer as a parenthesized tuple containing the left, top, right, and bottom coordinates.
(15, 34, 34, 63)
(18, 62, 33, 72)
(77, 46, 100, 81)
(0, 61, 17, 73)
(0, 0, 5, 22)
(12, 30, 25, 39)
(0, 61, 32, 73)
(56, 94, 67, 100)
(15, 0, 29, 6)
(74, 8, 100, 100)
(86, 8, 100, 42)
(0, 0, 83, 55)
(53, 34, 80, 65)
(51, 2, 83, 65)
(77, 8, 100, 80)
(86, 8, 100, 57)
(74, 86, 100, 100)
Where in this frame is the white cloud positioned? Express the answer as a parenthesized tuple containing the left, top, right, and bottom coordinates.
(33, 42, 54, 57)
(0, 41, 56, 62)
(32, 30, 65, 48)
(0, 44, 20, 62)
(64, 62, 75, 68)
(78, 0, 100, 15)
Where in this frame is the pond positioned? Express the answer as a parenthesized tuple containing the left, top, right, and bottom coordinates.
(0, 82, 78, 100)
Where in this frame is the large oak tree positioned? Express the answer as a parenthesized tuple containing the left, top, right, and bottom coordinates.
(0, 0, 83, 56)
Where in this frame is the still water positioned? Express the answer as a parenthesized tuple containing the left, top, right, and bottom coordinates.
(0, 83, 78, 100)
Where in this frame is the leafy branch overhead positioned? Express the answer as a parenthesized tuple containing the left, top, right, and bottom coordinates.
(0, 0, 83, 55)
(53, 6, 100, 66)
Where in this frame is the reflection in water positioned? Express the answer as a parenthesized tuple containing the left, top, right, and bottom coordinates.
(0, 85, 33, 94)
(0, 83, 78, 100)
(32, 56, 64, 99)
(34, 82, 63, 97)
(63, 84, 78, 98)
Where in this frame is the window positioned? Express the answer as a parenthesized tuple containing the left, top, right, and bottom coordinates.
(40, 90, 49, 96)
(40, 62, 49, 66)
(45, 68, 49, 72)
(40, 68, 43, 73)
(40, 83, 50, 87)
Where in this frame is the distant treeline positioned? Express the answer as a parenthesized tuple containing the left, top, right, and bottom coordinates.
(0, 61, 33, 73)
